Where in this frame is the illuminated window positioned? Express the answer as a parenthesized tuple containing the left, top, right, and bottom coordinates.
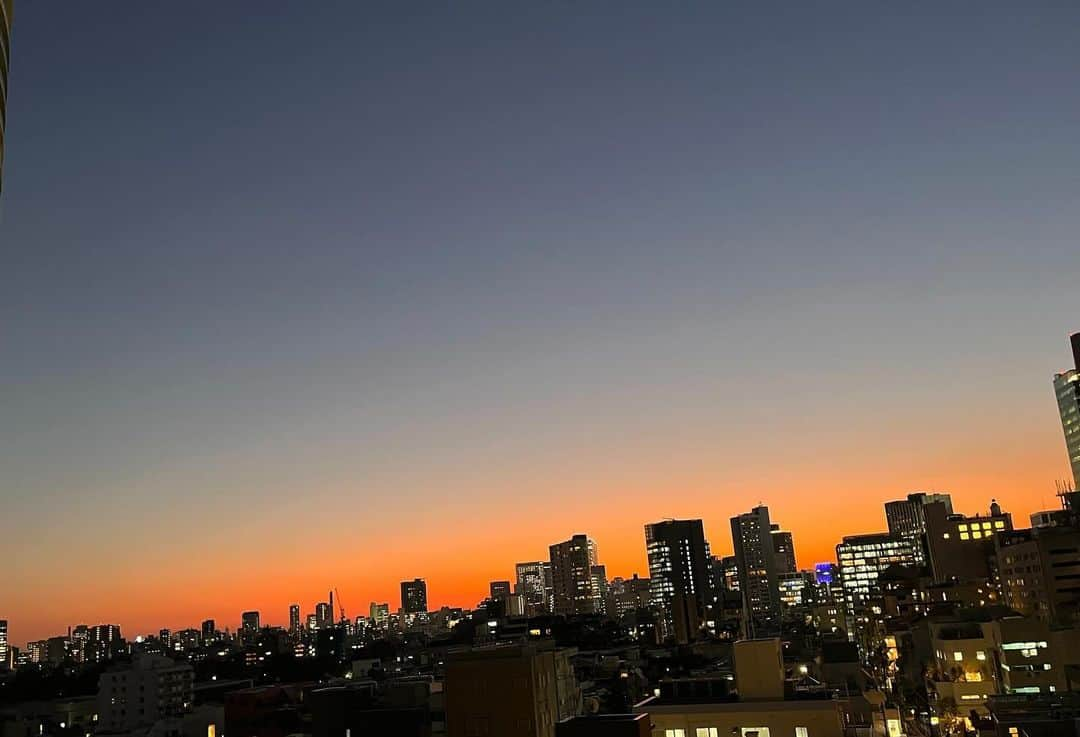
(665, 731, 687, 737)
(796, 728, 809, 737)
(954, 651, 963, 661)
(960, 533, 970, 540)
(976, 651, 986, 661)
(697, 729, 720, 737)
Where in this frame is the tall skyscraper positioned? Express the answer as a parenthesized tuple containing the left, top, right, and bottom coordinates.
(549, 534, 599, 616)
(644, 518, 712, 643)
(241, 611, 260, 641)
(0, 619, 8, 669)
(289, 604, 301, 635)
(770, 525, 797, 574)
(315, 601, 332, 628)
(0, 0, 12, 194)
(401, 578, 428, 615)
(1054, 332, 1080, 490)
(884, 491, 954, 565)
(515, 561, 549, 613)
(730, 505, 781, 632)
(835, 533, 917, 624)
(200, 619, 215, 643)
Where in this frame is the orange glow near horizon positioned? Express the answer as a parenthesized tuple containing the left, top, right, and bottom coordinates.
(5, 426, 1064, 646)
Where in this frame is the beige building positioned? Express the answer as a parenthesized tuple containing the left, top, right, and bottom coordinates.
(634, 639, 845, 737)
(97, 654, 194, 733)
(445, 642, 581, 737)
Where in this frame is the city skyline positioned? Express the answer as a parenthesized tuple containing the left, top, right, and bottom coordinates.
(4, 2, 1080, 649)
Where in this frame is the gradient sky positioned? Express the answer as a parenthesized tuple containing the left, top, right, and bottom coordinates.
(3, 2, 1080, 646)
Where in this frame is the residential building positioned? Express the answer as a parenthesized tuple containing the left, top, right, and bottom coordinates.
(924, 500, 1013, 583)
(97, 654, 194, 732)
(401, 578, 428, 615)
(550, 534, 599, 616)
(633, 639, 844, 737)
(289, 604, 301, 635)
(645, 519, 712, 644)
(445, 642, 581, 737)
(731, 506, 782, 633)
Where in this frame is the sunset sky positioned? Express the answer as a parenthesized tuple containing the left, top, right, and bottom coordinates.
(3, 2, 1080, 646)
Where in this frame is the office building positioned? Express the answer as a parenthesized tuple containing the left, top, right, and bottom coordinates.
(836, 533, 918, 624)
(771, 525, 797, 574)
(885, 492, 954, 565)
(731, 506, 782, 631)
(645, 518, 712, 643)
(288, 604, 301, 635)
(315, 601, 332, 628)
(549, 534, 600, 616)
(86, 624, 124, 662)
(369, 602, 390, 629)
(0, 619, 7, 669)
(241, 611, 260, 641)
(401, 578, 428, 615)
(445, 642, 581, 737)
(201, 619, 216, 643)
(997, 494, 1080, 624)
(97, 654, 194, 732)
(1053, 332, 1080, 490)
(516, 561, 550, 614)
(490, 580, 512, 603)
(0, 0, 12, 193)
(924, 500, 1013, 583)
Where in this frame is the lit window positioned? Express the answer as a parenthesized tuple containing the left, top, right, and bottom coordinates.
(697, 729, 720, 737)
(976, 651, 986, 661)
(954, 651, 963, 661)
(960, 533, 970, 540)
(665, 731, 687, 737)
(796, 729, 809, 737)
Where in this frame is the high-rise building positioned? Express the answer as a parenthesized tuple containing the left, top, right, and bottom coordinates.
(730, 505, 781, 631)
(86, 624, 123, 662)
(369, 602, 390, 629)
(241, 611, 261, 641)
(607, 574, 652, 618)
(0, 0, 12, 194)
(315, 601, 332, 628)
(590, 565, 608, 615)
(644, 518, 712, 643)
(1054, 332, 1080, 490)
(489, 580, 512, 602)
(515, 561, 550, 613)
(770, 525, 797, 574)
(549, 534, 599, 616)
(289, 604, 301, 635)
(401, 578, 428, 615)
(835, 533, 917, 625)
(885, 492, 954, 565)
(0, 619, 8, 669)
(201, 619, 216, 643)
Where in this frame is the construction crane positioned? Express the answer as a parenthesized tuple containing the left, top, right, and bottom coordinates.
(335, 588, 347, 625)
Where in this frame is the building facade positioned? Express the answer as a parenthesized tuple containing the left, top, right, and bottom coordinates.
(401, 578, 428, 615)
(1054, 332, 1080, 490)
(549, 534, 599, 616)
(730, 506, 781, 632)
(645, 518, 712, 643)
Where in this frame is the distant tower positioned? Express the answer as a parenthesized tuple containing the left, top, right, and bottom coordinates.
(1053, 332, 1080, 490)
